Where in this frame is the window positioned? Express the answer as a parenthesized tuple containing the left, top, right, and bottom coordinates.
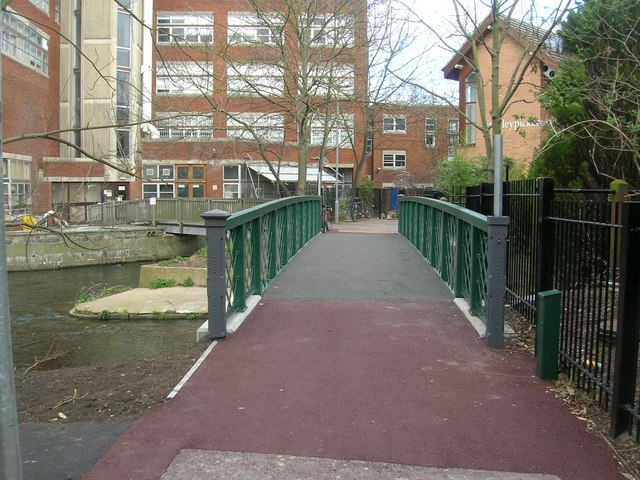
(227, 64, 283, 97)
(465, 73, 477, 145)
(223, 165, 242, 199)
(157, 13, 213, 44)
(143, 164, 174, 180)
(157, 114, 213, 139)
(307, 64, 354, 98)
(310, 114, 354, 147)
(425, 118, 436, 148)
(1, 10, 49, 75)
(177, 165, 204, 180)
(156, 62, 213, 95)
(228, 13, 281, 45)
(304, 15, 354, 47)
(447, 118, 459, 159)
(3, 155, 32, 215)
(143, 183, 174, 199)
(116, 129, 130, 159)
(116, 4, 131, 160)
(29, 0, 49, 14)
(73, 0, 82, 156)
(227, 113, 284, 143)
(383, 116, 406, 133)
(382, 151, 406, 169)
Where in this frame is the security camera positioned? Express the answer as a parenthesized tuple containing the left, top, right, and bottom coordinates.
(542, 64, 555, 79)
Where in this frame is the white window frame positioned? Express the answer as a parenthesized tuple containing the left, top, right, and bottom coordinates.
(1, 10, 49, 75)
(425, 117, 436, 148)
(156, 114, 213, 140)
(305, 15, 354, 47)
(156, 62, 213, 95)
(447, 118, 459, 159)
(223, 165, 242, 199)
(465, 73, 477, 145)
(157, 13, 213, 45)
(307, 64, 354, 98)
(382, 150, 406, 169)
(227, 12, 281, 45)
(29, 0, 49, 15)
(142, 183, 175, 199)
(143, 164, 174, 181)
(227, 64, 283, 97)
(310, 114, 354, 147)
(3, 154, 32, 215)
(227, 113, 284, 143)
(383, 116, 406, 134)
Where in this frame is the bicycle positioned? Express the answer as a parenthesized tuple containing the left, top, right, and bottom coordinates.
(350, 196, 371, 222)
(321, 205, 331, 233)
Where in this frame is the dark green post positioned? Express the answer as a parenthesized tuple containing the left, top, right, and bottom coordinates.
(536, 289, 561, 379)
(201, 209, 232, 339)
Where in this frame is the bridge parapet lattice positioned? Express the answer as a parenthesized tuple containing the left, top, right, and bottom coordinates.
(202, 196, 321, 338)
(399, 196, 509, 348)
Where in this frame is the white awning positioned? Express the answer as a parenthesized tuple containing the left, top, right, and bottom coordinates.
(248, 164, 336, 183)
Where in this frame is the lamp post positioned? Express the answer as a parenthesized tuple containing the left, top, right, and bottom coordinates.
(0, 7, 24, 479)
(334, 101, 340, 223)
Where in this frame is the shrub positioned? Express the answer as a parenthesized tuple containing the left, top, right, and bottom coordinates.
(149, 278, 176, 289)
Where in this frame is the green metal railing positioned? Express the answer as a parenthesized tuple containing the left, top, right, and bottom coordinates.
(202, 196, 321, 338)
(400, 196, 489, 316)
(399, 196, 509, 347)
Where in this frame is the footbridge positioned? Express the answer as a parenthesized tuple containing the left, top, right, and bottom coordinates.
(83, 193, 629, 480)
(200, 195, 510, 348)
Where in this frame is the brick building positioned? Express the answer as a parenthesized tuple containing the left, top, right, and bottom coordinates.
(442, 14, 562, 165)
(3, 1, 453, 219)
(2, 0, 60, 218)
(371, 103, 458, 190)
(142, 0, 369, 200)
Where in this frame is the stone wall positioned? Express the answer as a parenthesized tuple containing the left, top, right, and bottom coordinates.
(5, 227, 204, 271)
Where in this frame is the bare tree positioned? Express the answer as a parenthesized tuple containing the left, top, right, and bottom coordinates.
(396, 0, 572, 211)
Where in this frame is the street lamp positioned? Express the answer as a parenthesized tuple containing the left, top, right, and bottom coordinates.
(334, 101, 340, 224)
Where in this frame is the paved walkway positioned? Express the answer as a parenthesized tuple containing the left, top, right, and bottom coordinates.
(84, 219, 626, 480)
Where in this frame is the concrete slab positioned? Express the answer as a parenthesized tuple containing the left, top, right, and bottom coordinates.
(161, 450, 561, 480)
(69, 286, 207, 319)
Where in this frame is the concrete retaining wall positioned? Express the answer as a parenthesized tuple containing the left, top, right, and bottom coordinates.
(138, 265, 207, 288)
(5, 227, 204, 271)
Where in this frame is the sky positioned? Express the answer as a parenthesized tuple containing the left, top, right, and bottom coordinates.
(393, 0, 576, 98)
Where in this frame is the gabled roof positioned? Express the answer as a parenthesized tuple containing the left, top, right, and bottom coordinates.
(442, 13, 563, 81)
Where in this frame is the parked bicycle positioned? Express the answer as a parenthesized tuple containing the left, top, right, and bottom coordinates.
(349, 196, 371, 222)
(321, 205, 331, 233)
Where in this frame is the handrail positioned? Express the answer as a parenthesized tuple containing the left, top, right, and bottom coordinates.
(84, 198, 266, 226)
(202, 196, 321, 338)
(399, 196, 509, 348)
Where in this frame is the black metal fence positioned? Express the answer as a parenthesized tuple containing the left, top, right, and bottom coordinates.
(448, 179, 640, 441)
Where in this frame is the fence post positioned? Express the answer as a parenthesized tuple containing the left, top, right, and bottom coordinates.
(536, 289, 561, 380)
(610, 202, 640, 438)
(201, 209, 231, 339)
(610, 180, 628, 276)
(485, 216, 510, 348)
(480, 182, 493, 216)
(536, 178, 555, 295)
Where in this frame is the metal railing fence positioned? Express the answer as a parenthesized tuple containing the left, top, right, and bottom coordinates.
(201, 196, 321, 338)
(399, 196, 509, 347)
(549, 199, 621, 411)
(83, 198, 266, 226)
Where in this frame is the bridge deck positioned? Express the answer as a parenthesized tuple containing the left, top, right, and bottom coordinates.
(85, 219, 625, 480)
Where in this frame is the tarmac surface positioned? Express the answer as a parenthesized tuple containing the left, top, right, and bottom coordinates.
(21, 219, 628, 479)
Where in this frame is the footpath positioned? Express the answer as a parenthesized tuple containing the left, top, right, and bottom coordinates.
(82, 219, 626, 480)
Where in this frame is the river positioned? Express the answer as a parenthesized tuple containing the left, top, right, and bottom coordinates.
(8, 263, 201, 370)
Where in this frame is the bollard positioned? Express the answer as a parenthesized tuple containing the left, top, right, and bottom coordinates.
(536, 289, 561, 380)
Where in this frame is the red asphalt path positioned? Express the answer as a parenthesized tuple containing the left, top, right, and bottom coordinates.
(84, 298, 626, 479)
